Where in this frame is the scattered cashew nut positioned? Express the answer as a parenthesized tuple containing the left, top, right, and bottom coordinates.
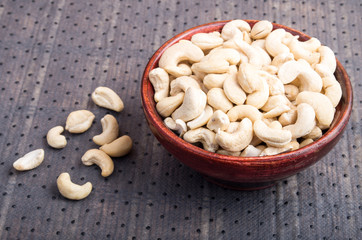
(47, 126, 67, 149)
(65, 110, 95, 134)
(91, 86, 124, 112)
(81, 149, 114, 177)
(57, 172, 92, 200)
(93, 114, 119, 146)
(100, 135, 133, 157)
(13, 149, 45, 171)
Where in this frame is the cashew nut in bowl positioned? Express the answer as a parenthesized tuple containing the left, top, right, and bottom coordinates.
(223, 66, 246, 105)
(316, 46, 336, 73)
(164, 117, 187, 136)
(183, 127, 219, 153)
(91, 86, 124, 112)
(303, 126, 322, 140)
(170, 76, 201, 95)
(57, 172, 92, 200)
(207, 110, 230, 132)
(93, 114, 119, 146)
(265, 28, 290, 57)
(227, 105, 263, 122)
(172, 87, 207, 122)
(260, 145, 293, 156)
(254, 119, 292, 147)
(284, 84, 299, 101)
(278, 109, 298, 126)
(283, 103, 316, 139)
(251, 20, 273, 39)
(159, 40, 204, 77)
(203, 72, 229, 90)
(221, 19, 251, 41)
(191, 31, 224, 50)
(65, 110, 95, 133)
(13, 149, 45, 171)
(240, 145, 263, 157)
(287, 37, 321, 65)
(245, 77, 269, 109)
(315, 64, 342, 107)
(47, 126, 67, 149)
(237, 62, 263, 93)
(207, 88, 233, 113)
(187, 105, 214, 130)
(263, 105, 291, 119)
(271, 52, 295, 68)
(100, 135, 133, 157)
(148, 67, 170, 102)
(81, 149, 114, 177)
(156, 92, 184, 118)
(259, 71, 285, 96)
(300, 138, 314, 148)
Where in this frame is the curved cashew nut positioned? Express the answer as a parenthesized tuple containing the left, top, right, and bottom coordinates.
(265, 28, 290, 57)
(93, 114, 119, 146)
(269, 121, 283, 130)
(254, 119, 292, 147)
(170, 76, 201, 95)
(57, 172, 92, 200)
(148, 67, 170, 102)
(288, 37, 321, 65)
(91, 87, 124, 112)
(304, 126, 322, 140)
(296, 91, 335, 129)
(164, 117, 187, 136)
(251, 20, 273, 39)
(217, 149, 241, 156)
(191, 31, 224, 50)
(81, 149, 114, 177)
(300, 138, 314, 148)
(259, 71, 285, 96)
(206, 88, 233, 113)
(65, 110, 95, 133)
(278, 109, 298, 126)
(215, 118, 253, 152)
(246, 78, 269, 109)
(283, 103, 316, 138)
(13, 149, 44, 171)
(203, 72, 229, 90)
(317, 46, 336, 73)
(284, 84, 299, 101)
(47, 126, 67, 149)
(263, 104, 291, 119)
(233, 38, 269, 67)
(187, 105, 213, 130)
(315, 64, 342, 107)
(223, 66, 246, 105)
(278, 59, 323, 92)
(261, 95, 291, 112)
(240, 145, 263, 157)
(192, 48, 241, 74)
(156, 92, 184, 117)
(227, 105, 263, 122)
(100, 135, 133, 157)
(159, 40, 204, 77)
(251, 39, 266, 50)
(172, 87, 207, 122)
(221, 20, 251, 40)
(183, 127, 219, 152)
(237, 62, 262, 93)
(260, 145, 293, 156)
(207, 110, 230, 132)
(271, 52, 295, 68)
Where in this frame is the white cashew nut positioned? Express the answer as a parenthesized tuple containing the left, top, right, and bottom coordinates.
(187, 105, 214, 130)
(65, 110, 95, 134)
(13, 149, 45, 171)
(57, 172, 92, 200)
(315, 64, 342, 107)
(259, 71, 285, 96)
(227, 105, 263, 122)
(164, 117, 187, 136)
(245, 77, 269, 109)
(221, 20, 251, 40)
(287, 37, 321, 65)
(304, 126, 322, 140)
(251, 20, 273, 39)
(191, 31, 224, 50)
(207, 88, 233, 113)
(183, 127, 219, 152)
(254, 119, 292, 147)
(265, 28, 290, 57)
(91, 87, 124, 112)
(278, 109, 298, 126)
(271, 52, 295, 68)
(100, 135, 133, 157)
(170, 76, 201, 95)
(81, 149, 114, 177)
(317, 46, 336, 73)
(203, 72, 229, 90)
(47, 126, 67, 149)
(284, 84, 299, 101)
(300, 138, 314, 148)
(93, 114, 119, 146)
(156, 92, 184, 117)
(207, 110, 230, 132)
(283, 103, 316, 139)
(240, 145, 263, 157)
(148, 67, 170, 102)
(223, 66, 246, 105)
(261, 95, 291, 112)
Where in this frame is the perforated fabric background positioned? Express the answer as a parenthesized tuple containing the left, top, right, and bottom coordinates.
(0, 0, 360, 239)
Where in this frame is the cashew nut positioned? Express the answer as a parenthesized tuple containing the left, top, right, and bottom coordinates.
(300, 138, 314, 148)
(221, 20, 251, 41)
(261, 95, 291, 112)
(187, 105, 214, 130)
(251, 39, 266, 50)
(207, 88, 233, 113)
(164, 117, 187, 136)
(156, 92, 184, 117)
(261, 65, 279, 75)
(315, 64, 342, 107)
(13, 149, 45, 171)
(203, 72, 229, 90)
(91, 86, 124, 112)
(183, 127, 219, 152)
(65, 110, 95, 133)
(296, 91, 335, 129)
(284, 84, 299, 101)
(251, 20, 273, 39)
(260, 145, 293, 156)
(263, 105, 291, 118)
(254, 119, 292, 147)
(47, 126, 67, 149)
(57, 172, 92, 200)
(283, 103, 316, 138)
(159, 40, 204, 77)
(92, 114, 119, 146)
(191, 31, 224, 50)
(170, 76, 201, 95)
(81, 149, 114, 177)
(149, 67, 170, 102)
(227, 105, 263, 122)
(240, 145, 263, 157)
(303, 126, 322, 140)
(287, 37, 321, 65)
(259, 71, 285, 96)
(278, 109, 298, 126)
(100, 135, 133, 157)
(215, 118, 253, 152)
(265, 28, 290, 57)
(317, 46, 336, 73)
(245, 77, 269, 109)
(172, 87, 207, 121)
(207, 110, 230, 132)
(237, 62, 262, 93)
(271, 52, 294, 68)
(233, 37, 270, 67)
(223, 66, 246, 105)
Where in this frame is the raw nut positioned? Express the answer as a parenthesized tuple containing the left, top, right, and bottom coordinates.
(93, 114, 119, 146)
(13, 149, 45, 171)
(81, 149, 114, 177)
(100, 135, 133, 157)
(47, 126, 67, 149)
(65, 110, 95, 133)
(91, 86, 124, 112)
(57, 172, 92, 200)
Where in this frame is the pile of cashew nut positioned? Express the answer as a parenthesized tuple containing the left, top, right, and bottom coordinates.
(13, 86, 132, 200)
(149, 19, 342, 157)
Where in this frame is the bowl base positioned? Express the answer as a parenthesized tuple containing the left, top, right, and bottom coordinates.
(203, 175, 275, 191)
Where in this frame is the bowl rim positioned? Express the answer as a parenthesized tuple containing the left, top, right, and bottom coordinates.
(141, 20, 353, 165)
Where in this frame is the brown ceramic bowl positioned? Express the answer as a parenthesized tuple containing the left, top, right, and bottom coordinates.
(141, 20, 353, 190)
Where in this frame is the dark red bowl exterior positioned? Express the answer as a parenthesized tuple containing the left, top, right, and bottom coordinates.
(141, 20, 353, 190)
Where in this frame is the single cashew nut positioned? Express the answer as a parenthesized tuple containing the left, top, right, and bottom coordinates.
(183, 127, 219, 152)
(251, 20, 273, 39)
(149, 67, 170, 102)
(207, 110, 230, 132)
(245, 78, 270, 109)
(170, 76, 201, 95)
(296, 91, 335, 130)
(159, 40, 204, 77)
(278, 109, 298, 126)
(300, 138, 314, 148)
(287, 37, 321, 65)
(263, 105, 291, 119)
(81, 149, 114, 177)
(317, 46, 336, 73)
(221, 20, 251, 40)
(191, 31, 224, 50)
(13, 149, 44, 171)
(284, 84, 299, 101)
(223, 65, 246, 105)
(240, 145, 263, 157)
(91, 87, 124, 112)
(259, 71, 285, 96)
(203, 72, 229, 90)
(303, 126, 322, 140)
(93, 114, 119, 146)
(251, 39, 266, 50)
(187, 105, 214, 130)
(156, 92, 184, 117)
(164, 117, 187, 136)
(271, 52, 295, 68)
(57, 172, 92, 200)
(215, 118, 253, 152)
(283, 103, 316, 138)
(261, 95, 291, 112)
(254, 119, 292, 147)
(65, 110, 95, 133)
(207, 88, 233, 113)
(237, 62, 263, 93)
(265, 28, 290, 57)
(315, 64, 342, 107)
(172, 87, 207, 122)
(233, 38, 269, 67)
(47, 126, 67, 149)
(227, 105, 263, 122)
(100, 135, 133, 157)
